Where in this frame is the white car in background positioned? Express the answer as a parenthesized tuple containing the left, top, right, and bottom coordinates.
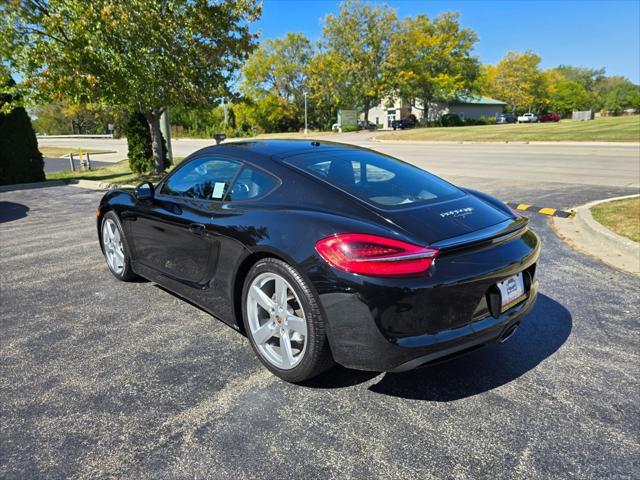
(517, 112, 538, 123)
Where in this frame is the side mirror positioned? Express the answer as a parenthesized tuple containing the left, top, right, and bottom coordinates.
(134, 182, 154, 200)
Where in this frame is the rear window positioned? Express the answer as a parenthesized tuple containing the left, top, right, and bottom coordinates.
(285, 150, 463, 208)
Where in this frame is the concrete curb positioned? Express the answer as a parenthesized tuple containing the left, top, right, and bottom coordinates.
(551, 194, 640, 275)
(36, 134, 114, 139)
(66, 179, 135, 190)
(0, 180, 66, 192)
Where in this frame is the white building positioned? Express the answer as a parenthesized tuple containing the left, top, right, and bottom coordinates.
(365, 94, 507, 128)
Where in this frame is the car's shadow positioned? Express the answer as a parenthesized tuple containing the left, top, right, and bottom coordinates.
(304, 294, 572, 401)
(0, 201, 30, 223)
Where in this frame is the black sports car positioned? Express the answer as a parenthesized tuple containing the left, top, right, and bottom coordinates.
(98, 140, 540, 382)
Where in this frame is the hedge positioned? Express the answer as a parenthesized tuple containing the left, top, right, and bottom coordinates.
(0, 106, 45, 186)
(126, 112, 170, 174)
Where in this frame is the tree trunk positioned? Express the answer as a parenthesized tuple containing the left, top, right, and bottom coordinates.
(146, 111, 164, 174)
(363, 98, 370, 122)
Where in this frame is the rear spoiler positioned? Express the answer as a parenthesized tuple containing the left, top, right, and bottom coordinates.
(431, 218, 529, 251)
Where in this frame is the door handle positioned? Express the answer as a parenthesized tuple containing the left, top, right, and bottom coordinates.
(189, 223, 206, 235)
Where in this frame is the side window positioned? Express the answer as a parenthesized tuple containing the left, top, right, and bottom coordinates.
(161, 157, 241, 200)
(226, 165, 279, 201)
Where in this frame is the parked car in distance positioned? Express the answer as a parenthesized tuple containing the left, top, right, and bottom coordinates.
(97, 140, 540, 383)
(358, 120, 376, 130)
(331, 122, 340, 132)
(391, 117, 417, 130)
(517, 112, 538, 123)
(538, 113, 560, 123)
(495, 113, 517, 124)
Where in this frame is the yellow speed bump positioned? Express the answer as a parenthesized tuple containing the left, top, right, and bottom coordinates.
(506, 203, 574, 218)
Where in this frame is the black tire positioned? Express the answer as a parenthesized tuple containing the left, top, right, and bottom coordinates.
(242, 258, 334, 383)
(100, 211, 138, 282)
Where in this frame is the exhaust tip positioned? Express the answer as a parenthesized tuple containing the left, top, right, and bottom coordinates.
(499, 322, 520, 343)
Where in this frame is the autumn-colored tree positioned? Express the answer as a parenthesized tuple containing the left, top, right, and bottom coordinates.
(388, 12, 479, 124)
(242, 33, 312, 105)
(305, 53, 353, 130)
(241, 32, 313, 131)
(235, 95, 301, 133)
(32, 102, 124, 135)
(1, 0, 260, 173)
(320, 0, 398, 121)
(482, 51, 548, 113)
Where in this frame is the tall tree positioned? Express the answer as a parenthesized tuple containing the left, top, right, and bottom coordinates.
(242, 33, 312, 105)
(482, 51, 547, 113)
(387, 12, 479, 124)
(604, 83, 640, 115)
(1, 0, 260, 173)
(552, 65, 606, 91)
(321, 0, 398, 121)
(306, 52, 352, 130)
(548, 81, 591, 117)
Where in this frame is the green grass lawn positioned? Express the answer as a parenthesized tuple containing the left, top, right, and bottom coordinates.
(46, 158, 185, 185)
(591, 196, 640, 243)
(39, 146, 114, 157)
(376, 115, 640, 142)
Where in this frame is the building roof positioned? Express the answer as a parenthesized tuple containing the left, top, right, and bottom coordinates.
(450, 94, 506, 105)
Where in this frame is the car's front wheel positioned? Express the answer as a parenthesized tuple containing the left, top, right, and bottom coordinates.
(101, 211, 137, 281)
(242, 258, 333, 382)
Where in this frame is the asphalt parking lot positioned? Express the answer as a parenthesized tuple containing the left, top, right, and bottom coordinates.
(1, 156, 639, 478)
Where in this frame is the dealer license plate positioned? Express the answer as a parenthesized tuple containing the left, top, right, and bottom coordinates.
(497, 272, 526, 312)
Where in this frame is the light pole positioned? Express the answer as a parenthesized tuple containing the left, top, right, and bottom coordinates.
(304, 91, 308, 135)
(222, 97, 228, 128)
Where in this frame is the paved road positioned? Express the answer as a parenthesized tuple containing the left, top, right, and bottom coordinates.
(37, 133, 640, 188)
(1, 171, 638, 478)
(43, 157, 112, 173)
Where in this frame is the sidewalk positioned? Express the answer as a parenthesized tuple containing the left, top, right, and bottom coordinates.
(551, 194, 640, 275)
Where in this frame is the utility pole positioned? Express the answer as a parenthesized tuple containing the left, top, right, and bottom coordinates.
(160, 109, 173, 165)
(304, 91, 308, 135)
(222, 97, 228, 128)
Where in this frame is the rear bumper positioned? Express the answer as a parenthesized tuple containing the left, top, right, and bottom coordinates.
(320, 280, 537, 372)
(315, 229, 541, 372)
(390, 280, 537, 372)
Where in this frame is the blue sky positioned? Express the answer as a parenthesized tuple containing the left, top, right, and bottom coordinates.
(253, 0, 640, 83)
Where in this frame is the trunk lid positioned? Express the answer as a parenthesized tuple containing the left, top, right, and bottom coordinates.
(380, 193, 513, 245)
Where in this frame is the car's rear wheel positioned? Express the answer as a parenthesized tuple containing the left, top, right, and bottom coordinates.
(101, 211, 137, 281)
(242, 258, 333, 382)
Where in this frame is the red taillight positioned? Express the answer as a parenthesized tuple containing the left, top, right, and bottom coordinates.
(315, 233, 438, 277)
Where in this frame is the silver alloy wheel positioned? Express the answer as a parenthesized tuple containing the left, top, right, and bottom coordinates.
(102, 218, 125, 275)
(246, 272, 308, 370)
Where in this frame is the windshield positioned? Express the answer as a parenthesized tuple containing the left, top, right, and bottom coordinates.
(285, 150, 464, 208)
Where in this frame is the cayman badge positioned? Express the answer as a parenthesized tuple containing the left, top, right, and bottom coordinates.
(439, 207, 474, 219)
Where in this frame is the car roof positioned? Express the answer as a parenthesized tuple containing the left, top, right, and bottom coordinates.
(188, 139, 363, 166)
